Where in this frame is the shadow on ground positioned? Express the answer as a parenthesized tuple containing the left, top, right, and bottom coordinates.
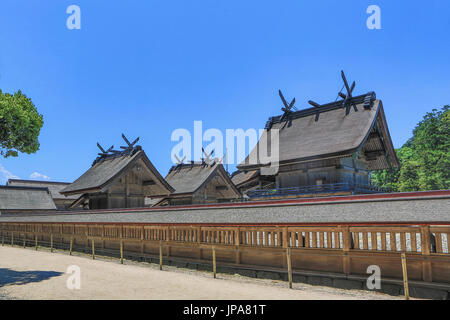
(0, 268, 63, 287)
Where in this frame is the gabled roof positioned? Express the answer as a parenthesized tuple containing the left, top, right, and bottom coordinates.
(6, 179, 79, 200)
(238, 93, 399, 171)
(231, 170, 259, 187)
(165, 162, 240, 197)
(60, 148, 174, 196)
(0, 186, 57, 211)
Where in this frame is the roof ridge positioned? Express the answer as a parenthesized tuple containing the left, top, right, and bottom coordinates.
(7, 179, 70, 185)
(0, 185, 52, 192)
(265, 92, 376, 129)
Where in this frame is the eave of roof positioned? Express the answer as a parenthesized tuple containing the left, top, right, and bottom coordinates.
(165, 163, 240, 197)
(60, 150, 174, 196)
(238, 94, 397, 171)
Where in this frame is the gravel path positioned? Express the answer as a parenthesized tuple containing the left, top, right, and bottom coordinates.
(0, 246, 406, 300)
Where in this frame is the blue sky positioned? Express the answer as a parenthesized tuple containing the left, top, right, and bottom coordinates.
(0, 0, 449, 183)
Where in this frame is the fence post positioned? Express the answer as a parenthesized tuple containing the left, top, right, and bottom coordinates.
(401, 253, 410, 300)
(120, 239, 124, 264)
(287, 247, 293, 289)
(212, 246, 216, 279)
(11, 233, 14, 247)
(141, 226, 144, 254)
(282, 227, 289, 268)
(234, 227, 241, 264)
(420, 226, 432, 282)
(159, 240, 163, 270)
(50, 234, 53, 252)
(341, 226, 351, 275)
(35, 234, 38, 250)
(23, 237, 26, 248)
(92, 239, 95, 260)
(70, 238, 73, 255)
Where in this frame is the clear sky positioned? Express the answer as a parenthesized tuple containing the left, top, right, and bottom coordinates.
(0, 0, 449, 184)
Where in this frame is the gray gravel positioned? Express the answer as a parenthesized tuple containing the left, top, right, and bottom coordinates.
(0, 197, 449, 224)
(0, 290, 12, 300)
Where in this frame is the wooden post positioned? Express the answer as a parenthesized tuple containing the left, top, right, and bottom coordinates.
(141, 226, 144, 254)
(85, 225, 89, 248)
(35, 234, 38, 250)
(120, 239, 124, 264)
(401, 253, 410, 300)
(11, 233, 14, 246)
(120, 225, 124, 264)
(282, 227, 289, 268)
(420, 226, 432, 282)
(1, 234, 4, 246)
(287, 247, 293, 289)
(341, 226, 351, 275)
(70, 238, 73, 255)
(234, 227, 241, 264)
(92, 239, 95, 260)
(102, 225, 105, 249)
(23, 237, 26, 248)
(50, 234, 53, 252)
(212, 246, 217, 279)
(159, 240, 163, 270)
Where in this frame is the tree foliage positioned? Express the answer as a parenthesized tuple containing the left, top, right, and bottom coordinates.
(0, 89, 44, 157)
(371, 105, 450, 191)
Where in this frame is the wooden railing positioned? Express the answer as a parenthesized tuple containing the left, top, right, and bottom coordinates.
(1, 222, 449, 284)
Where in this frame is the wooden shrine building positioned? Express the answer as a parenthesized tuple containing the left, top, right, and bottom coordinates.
(236, 71, 399, 199)
(231, 169, 275, 197)
(6, 179, 79, 210)
(0, 185, 57, 214)
(150, 154, 241, 206)
(60, 135, 174, 209)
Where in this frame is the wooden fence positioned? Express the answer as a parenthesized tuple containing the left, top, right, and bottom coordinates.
(1, 222, 449, 284)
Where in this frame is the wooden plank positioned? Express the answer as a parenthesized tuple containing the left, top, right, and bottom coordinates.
(381, 232, 387, 251)
(327, 232, 332, 249)
(319, 232, 325, 249)
(390, 232, 397, 252)
(447, 233, 450, 254)
(311, 232, 317, 248)
(371, 232, 378, 251)
(411, 232, 417, 252)
(400, 232, 407, 252)
(334, 231, 340, 249)
(363, 232, 368, 250)
(354, 232, 360, 250)
(305, 232, 310, 248)
(435, 233, 443, 253)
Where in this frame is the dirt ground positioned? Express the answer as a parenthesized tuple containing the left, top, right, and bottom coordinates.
(0, 246, 405, 300)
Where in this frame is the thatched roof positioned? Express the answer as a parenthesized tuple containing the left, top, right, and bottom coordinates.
(165, 162, 240, 197)
(6, 179, 79, 200)
(0, 186, 57, 211)
(231, 170, 259, 187)
(60, 149, 174, 196)
(238, 93, 398, 171)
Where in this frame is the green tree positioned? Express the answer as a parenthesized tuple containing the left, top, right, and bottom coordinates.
(372, 105, 450, 191)
(0, 89, 44, 157)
